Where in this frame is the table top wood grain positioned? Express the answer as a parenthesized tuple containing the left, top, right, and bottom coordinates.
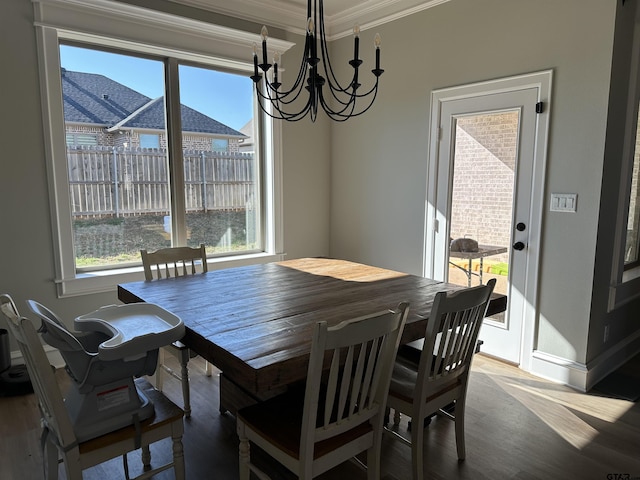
(118, 257, 506, 396)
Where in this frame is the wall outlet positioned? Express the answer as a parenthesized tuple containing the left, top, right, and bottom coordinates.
(604, 324, 610, 343)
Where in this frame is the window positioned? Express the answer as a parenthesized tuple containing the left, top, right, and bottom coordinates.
(35, 0, 292, 296)
(65, 133, 98, 146)
(139, 134, 160, 149)
(611, 9, 640, 309)
(624, 108, 640, 268)
(212, 139, 229, 152)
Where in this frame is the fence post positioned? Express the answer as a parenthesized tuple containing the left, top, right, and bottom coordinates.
(112, 147, 120, 217)
(201, 151, 207, 211)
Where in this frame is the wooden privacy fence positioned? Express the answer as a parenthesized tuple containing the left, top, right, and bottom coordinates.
(67, 146, 256, 217)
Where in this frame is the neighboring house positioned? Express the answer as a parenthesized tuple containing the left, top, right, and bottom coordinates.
(61, 69, 245, 151)
(238, 119, 254, 153)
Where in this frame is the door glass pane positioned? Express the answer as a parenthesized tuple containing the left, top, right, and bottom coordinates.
(60, 44, 168, 270)
(447, 111, 519, 325)
(177, 64, 259, 255)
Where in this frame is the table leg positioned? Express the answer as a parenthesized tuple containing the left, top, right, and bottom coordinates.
(479, 258, 483, 285)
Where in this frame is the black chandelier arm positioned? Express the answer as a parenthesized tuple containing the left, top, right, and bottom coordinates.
(250, 0, 384, 122)
(316, 7, 356, 94)
(330, 78, 379, 105)
(255, 81, 306, 111)
(263, 78, 306, 106)
(255, 82, 316, 122)
(318, 82, 381, 121)
(322, 77, 380, 111)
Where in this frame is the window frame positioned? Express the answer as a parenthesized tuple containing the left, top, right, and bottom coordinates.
(34, 0, 292, 297)
(610, 6, 640, 310)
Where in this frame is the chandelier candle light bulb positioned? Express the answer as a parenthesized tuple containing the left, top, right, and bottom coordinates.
(261, 26, 269, 69)
(252, 43, 259, 77)
(374, 33, 382, 73)
(353, 24, 360, 62)
(273, 52, 281, 89)
(251, 0, 385, 122)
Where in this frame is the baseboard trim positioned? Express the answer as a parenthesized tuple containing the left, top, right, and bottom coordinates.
(529, 330, 640, 392)
(529, 350, 589, 392)
(584, 329, 640, 390)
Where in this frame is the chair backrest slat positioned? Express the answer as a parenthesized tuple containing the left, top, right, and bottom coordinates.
(141, 244, 208, 281)
(303, 302, 409, 450)
(417, 279, 495, 394)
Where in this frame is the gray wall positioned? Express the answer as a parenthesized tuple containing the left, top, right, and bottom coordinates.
(329, 0, 624, 372)
(1, 0, 637, 388)
(0, 0, 330, 335)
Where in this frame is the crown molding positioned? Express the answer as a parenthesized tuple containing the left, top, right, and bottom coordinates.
(167, 0, 452, 39)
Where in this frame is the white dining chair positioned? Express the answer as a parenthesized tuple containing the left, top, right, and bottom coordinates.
(385, 279, 495, 480)
(236, 302, 410, 480)
(0, 293, 185, 480)
(140, 243, 212, 417)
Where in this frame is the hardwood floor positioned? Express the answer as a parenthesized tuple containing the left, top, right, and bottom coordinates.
(1, 354, 639, 479)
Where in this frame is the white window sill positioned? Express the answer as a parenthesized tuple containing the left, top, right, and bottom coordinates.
(56, 252, 286, 298)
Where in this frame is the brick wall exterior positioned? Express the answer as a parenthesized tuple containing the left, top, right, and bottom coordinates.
(66, 124, 240, 152)
(449, 111, 519, 262)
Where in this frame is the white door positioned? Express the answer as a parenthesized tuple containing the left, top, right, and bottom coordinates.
(424, 72, 552, 366)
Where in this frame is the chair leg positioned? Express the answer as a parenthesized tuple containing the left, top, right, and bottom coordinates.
(454, 398, 466, 460)
(410, 414, 425, 480)
(141, 445, 151, 469)
(62, 448, 83, 480)
(172, 427, 186, 480)
(43, 435, 59, 480)
(237, 422, 251, 480)
(156, 348, 165, 391)
(366, 418, 384, 480)
(393, 409, 401, 425)
(179, 348, 191, 418)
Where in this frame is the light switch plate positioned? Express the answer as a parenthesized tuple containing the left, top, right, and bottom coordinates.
(550, 193, 577, 212)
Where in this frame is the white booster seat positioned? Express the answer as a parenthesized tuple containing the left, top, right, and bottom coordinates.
(27, 300, 184, 442)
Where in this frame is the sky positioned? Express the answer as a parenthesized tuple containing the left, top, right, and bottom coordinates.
(59, 45, 254, 131)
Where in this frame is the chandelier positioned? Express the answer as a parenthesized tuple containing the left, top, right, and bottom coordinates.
(251, 0, 384, 122)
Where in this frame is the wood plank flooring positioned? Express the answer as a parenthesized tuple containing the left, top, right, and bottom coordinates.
(1, 354, 639, 479)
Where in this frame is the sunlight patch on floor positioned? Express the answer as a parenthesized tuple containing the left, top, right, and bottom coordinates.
(495, 378, 599, 448)
(489, 372, 635, 449)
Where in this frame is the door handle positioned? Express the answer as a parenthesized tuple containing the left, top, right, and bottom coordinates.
(513, 241, 526, 251)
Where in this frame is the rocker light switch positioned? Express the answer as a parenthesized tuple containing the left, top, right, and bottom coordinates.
(550, 193, 577, 212)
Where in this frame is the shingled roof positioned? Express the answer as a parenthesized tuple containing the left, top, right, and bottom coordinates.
(61, 69, 244, 137)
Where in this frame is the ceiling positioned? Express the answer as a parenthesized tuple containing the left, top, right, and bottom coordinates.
(167, 0, 451, 39)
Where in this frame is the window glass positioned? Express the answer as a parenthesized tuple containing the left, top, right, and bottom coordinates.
(177, 63, 258, 255)
(140, 134, 160, 149)
(212, 139, 229, 152)
(59, 45, 259, 270)
(65, 133, 99, 146)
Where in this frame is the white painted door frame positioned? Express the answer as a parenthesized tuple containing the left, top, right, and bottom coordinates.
(423, 71, 552, 369)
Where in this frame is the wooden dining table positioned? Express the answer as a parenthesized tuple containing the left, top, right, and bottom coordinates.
(118, 257, 507, 414)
